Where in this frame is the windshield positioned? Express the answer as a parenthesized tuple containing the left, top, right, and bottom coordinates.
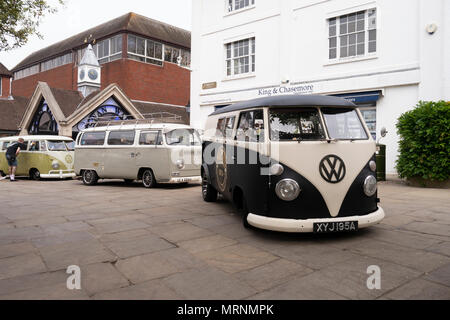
(322, 108, 368, 140)
(270, 108, 326, 141)
(47, 141, 68, 151)
(165, 129, 201, 146)
(65, 141, 75, 151)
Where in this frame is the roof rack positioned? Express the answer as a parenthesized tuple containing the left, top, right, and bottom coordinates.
(92, 112, 184, 129)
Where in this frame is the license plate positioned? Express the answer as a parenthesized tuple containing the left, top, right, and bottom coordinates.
(313, 221, 359, 233)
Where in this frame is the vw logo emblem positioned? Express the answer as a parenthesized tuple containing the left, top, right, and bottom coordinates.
(320, 155, 346, 184)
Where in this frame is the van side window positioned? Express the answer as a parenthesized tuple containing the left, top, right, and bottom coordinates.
(80, 132, 106, 146)
(1, 142, 10, 150)
(29, 141, 41, 152)
(108, 131, 135, 146)
(140, 131, 162, 145)
(225, 117, 235, 138)
(216, 118, 226, 137)
(236, 110, 265, 142)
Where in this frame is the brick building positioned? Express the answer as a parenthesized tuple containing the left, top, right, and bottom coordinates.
(0, 13, 192, 138)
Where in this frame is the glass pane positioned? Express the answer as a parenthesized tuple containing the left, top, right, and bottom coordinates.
(357, 32, 365, 44)
(329, 25, 336, 37)
(357, 11, 365, 20)
(155, 43, 163, 59)
(348, 13, 356, 22)
(108, 131, 135, 145)
(340, 23, 347, 35)
(137, 38, 145, 55)
(357, 43, 365, 55)
(340, 35, 348, 46)
(80, 132, 106, 146)
(369, 41, 377, 53)
(349, 45, 356, 56)
(165, 46, 172, 62)
(269, 108, 325, 141)
(147, 40, 155, 58)
(369, 30, 377, 41)
(329, 48, 337, 59)
(348, 22, 356, 33)
(349, 33, 356, 45)
(340, 46, 348, 58)
(322, 108, 368, 140)
(357, 20, 365, 31)
(127, 36, 136, 53)
(329, 18, 336, 25)
(329, 37, 337, 48)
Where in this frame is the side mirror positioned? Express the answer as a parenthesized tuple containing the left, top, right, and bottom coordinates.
(380, 127, 388, 138)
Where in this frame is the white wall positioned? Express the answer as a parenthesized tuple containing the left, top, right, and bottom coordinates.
(191, 0, 449, 173)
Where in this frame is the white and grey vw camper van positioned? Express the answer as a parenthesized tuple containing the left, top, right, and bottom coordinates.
(201, 95, 385, 233)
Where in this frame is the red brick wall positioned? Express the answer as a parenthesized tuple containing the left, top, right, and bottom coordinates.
(11, 58, 190, 106)
(1, 76, 12, 98)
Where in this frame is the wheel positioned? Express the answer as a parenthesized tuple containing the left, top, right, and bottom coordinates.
(82, 170, 98, 186)
(233, 189, 252, 229)
(30, 169, 41, 181)
(142, 169, 156, 188)
(202, 170, 217, 202)
(124, 179, 134, 184)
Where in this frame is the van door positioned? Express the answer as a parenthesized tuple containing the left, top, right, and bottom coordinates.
(104, 130, 138, 179)
(15, 141, 29, 176)
(231, 110, 270, 215)
(135, 130, 169, 181)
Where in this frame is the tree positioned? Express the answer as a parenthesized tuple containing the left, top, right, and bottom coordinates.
(0, 0, 65, 51)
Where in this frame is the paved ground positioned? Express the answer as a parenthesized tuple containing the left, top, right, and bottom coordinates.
(0, 178, 449, 300)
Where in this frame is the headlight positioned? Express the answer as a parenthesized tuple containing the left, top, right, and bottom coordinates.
(275, 179, 301, 201)
(363, 176, 377, 197)
(52, 161, 60, 170)
(176, 159, 185, 170)
(369, 161, 377, 172)
(270, 164, 284, 176)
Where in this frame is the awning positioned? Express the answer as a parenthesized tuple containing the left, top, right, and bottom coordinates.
(331, 91, 382, 104)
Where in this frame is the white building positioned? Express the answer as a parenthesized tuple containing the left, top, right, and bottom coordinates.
(190, 0, 450, 175)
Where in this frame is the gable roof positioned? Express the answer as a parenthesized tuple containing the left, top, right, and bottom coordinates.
(12, 12, 191, 71)
(0, 63, 12, 77)
(0, 97, 29, 131)
(49, 87, 84, 118)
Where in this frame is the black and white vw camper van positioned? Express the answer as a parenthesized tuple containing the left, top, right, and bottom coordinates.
(201, 95, 385, 233)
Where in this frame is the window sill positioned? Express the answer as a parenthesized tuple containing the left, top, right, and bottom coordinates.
(324, 54, 378, 66)
(222, 73, 256, 82)
(224, 5, 256, 17)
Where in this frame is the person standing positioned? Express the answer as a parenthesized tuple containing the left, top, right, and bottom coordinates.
(4, 138, 27, 182)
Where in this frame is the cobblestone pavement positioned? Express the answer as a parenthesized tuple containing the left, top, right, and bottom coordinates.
(0, 178, 449, 300)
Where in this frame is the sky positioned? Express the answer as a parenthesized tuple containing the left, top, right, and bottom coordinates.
(0, 0, 192, 70)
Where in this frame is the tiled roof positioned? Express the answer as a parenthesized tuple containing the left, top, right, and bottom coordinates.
(0, 63, 12, 77)
(12, 12, 191, 71)
(49, 87, 84, 118)
(0, 97, 29, 131)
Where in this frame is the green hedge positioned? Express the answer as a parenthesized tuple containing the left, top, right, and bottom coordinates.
(396, 101, 450, 181)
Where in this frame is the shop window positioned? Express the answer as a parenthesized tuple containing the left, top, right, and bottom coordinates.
(108, 131, 135, 145)
(237, 110, 264, 142)
(80, 132, 106, 146)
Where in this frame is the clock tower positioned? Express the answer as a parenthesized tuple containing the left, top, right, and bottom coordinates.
(78, 44, 101, 97)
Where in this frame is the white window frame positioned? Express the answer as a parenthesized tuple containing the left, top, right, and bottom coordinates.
(224, 37, 255, 79)
(94, 35, 123, 65)
(327, 8, 377, 62)
(127, 34, 164, 67)
(226, 0, 255, 14)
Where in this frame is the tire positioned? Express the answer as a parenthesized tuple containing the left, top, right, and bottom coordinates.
(233, 188, 252, 229)
(142, 169, 156, 188)
(30, 169, 41, 181)
(82, 170, 98, 186)
(202, 170, 217, 202)
(124, 179, 134, 184)
(0, 171, 5, 177)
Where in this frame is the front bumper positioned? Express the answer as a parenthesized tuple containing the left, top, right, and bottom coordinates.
(247, 207, 385, 233)
(166, 176, 202, 184)
(40, 170, 76, 179)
